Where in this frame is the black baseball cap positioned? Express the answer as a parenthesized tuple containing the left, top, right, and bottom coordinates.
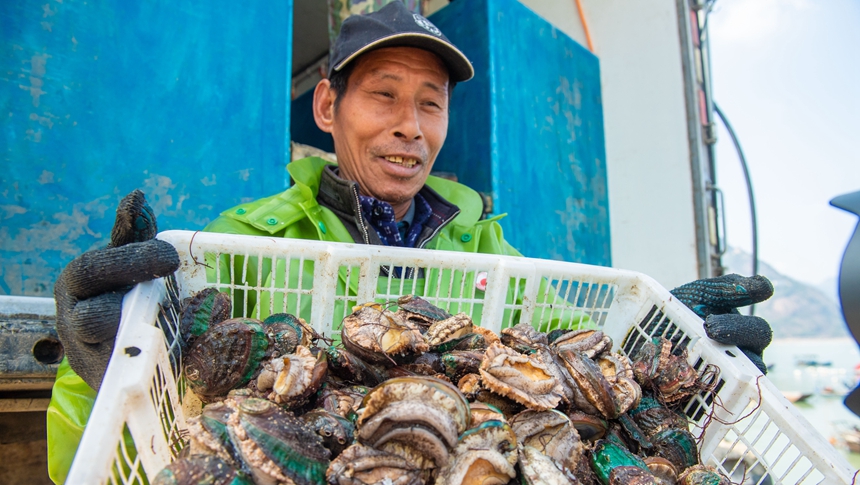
(329, 1, 474, 82)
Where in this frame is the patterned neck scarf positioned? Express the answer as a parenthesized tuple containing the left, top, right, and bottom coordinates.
(358, 193, 432, 247)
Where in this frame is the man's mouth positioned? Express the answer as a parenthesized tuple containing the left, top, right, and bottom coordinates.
(383, 155, 420, 168)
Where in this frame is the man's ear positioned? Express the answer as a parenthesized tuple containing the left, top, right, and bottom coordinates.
(313, 79, 336, 134)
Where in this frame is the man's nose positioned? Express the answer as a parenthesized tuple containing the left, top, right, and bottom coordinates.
(391, 103, 423, 141)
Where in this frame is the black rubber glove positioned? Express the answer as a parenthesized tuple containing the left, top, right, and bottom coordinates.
(54, 190, 180, 390)
(670, 274, 774, 374)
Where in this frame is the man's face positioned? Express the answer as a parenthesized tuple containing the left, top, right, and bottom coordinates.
(314, 47, 450, 205)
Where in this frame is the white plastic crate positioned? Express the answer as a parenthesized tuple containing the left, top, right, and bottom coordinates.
(67, 230, 857, 484)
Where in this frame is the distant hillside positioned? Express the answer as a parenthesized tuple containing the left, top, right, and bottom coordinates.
(721, 248, 847, 339)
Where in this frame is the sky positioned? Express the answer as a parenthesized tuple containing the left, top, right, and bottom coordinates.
(708, 0, 860, 288)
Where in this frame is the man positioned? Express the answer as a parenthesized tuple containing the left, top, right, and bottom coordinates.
(47, 2, 773, 482)
(203, 5, 517, 258)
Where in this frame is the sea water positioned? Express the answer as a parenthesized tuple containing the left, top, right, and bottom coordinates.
(766, 338, 860, 469)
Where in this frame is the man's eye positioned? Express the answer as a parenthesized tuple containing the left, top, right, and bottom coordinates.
(374, 91, 394, 98)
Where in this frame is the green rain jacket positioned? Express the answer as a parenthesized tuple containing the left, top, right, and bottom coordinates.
(46, 157, 530, 483)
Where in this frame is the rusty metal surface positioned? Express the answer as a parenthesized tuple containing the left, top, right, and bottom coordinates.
(0, 296, 60, 390)
(0, 317, 61, 389)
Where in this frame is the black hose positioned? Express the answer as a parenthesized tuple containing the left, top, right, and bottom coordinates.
(714, 103, 759, 315)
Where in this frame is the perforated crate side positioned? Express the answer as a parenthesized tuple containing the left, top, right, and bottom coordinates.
(70, 231, 858, 484)
(610, 274, 856, 484)
(67, 278, 188, 484)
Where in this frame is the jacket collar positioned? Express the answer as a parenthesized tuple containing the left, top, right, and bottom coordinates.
(288, 156, 484, 224)
(316, 165, 462, 247)
(222, 157, 485, 236)
(316, 165, 373, 244)
(316, 166, 361, 222)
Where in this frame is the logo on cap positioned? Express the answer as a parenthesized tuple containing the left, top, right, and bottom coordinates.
(413, 13, 442, 36)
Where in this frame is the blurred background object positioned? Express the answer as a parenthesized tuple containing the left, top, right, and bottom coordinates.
(830, 191, 860, 415)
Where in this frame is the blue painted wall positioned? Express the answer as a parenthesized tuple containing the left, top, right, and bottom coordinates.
(431, 0, 610, 266)
(1, 0, 293, 296)
(428, 3, 494, 196)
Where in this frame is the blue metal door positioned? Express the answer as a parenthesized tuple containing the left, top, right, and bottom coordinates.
(432, 0, 610, 265)
(1, 0, 294, 296)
